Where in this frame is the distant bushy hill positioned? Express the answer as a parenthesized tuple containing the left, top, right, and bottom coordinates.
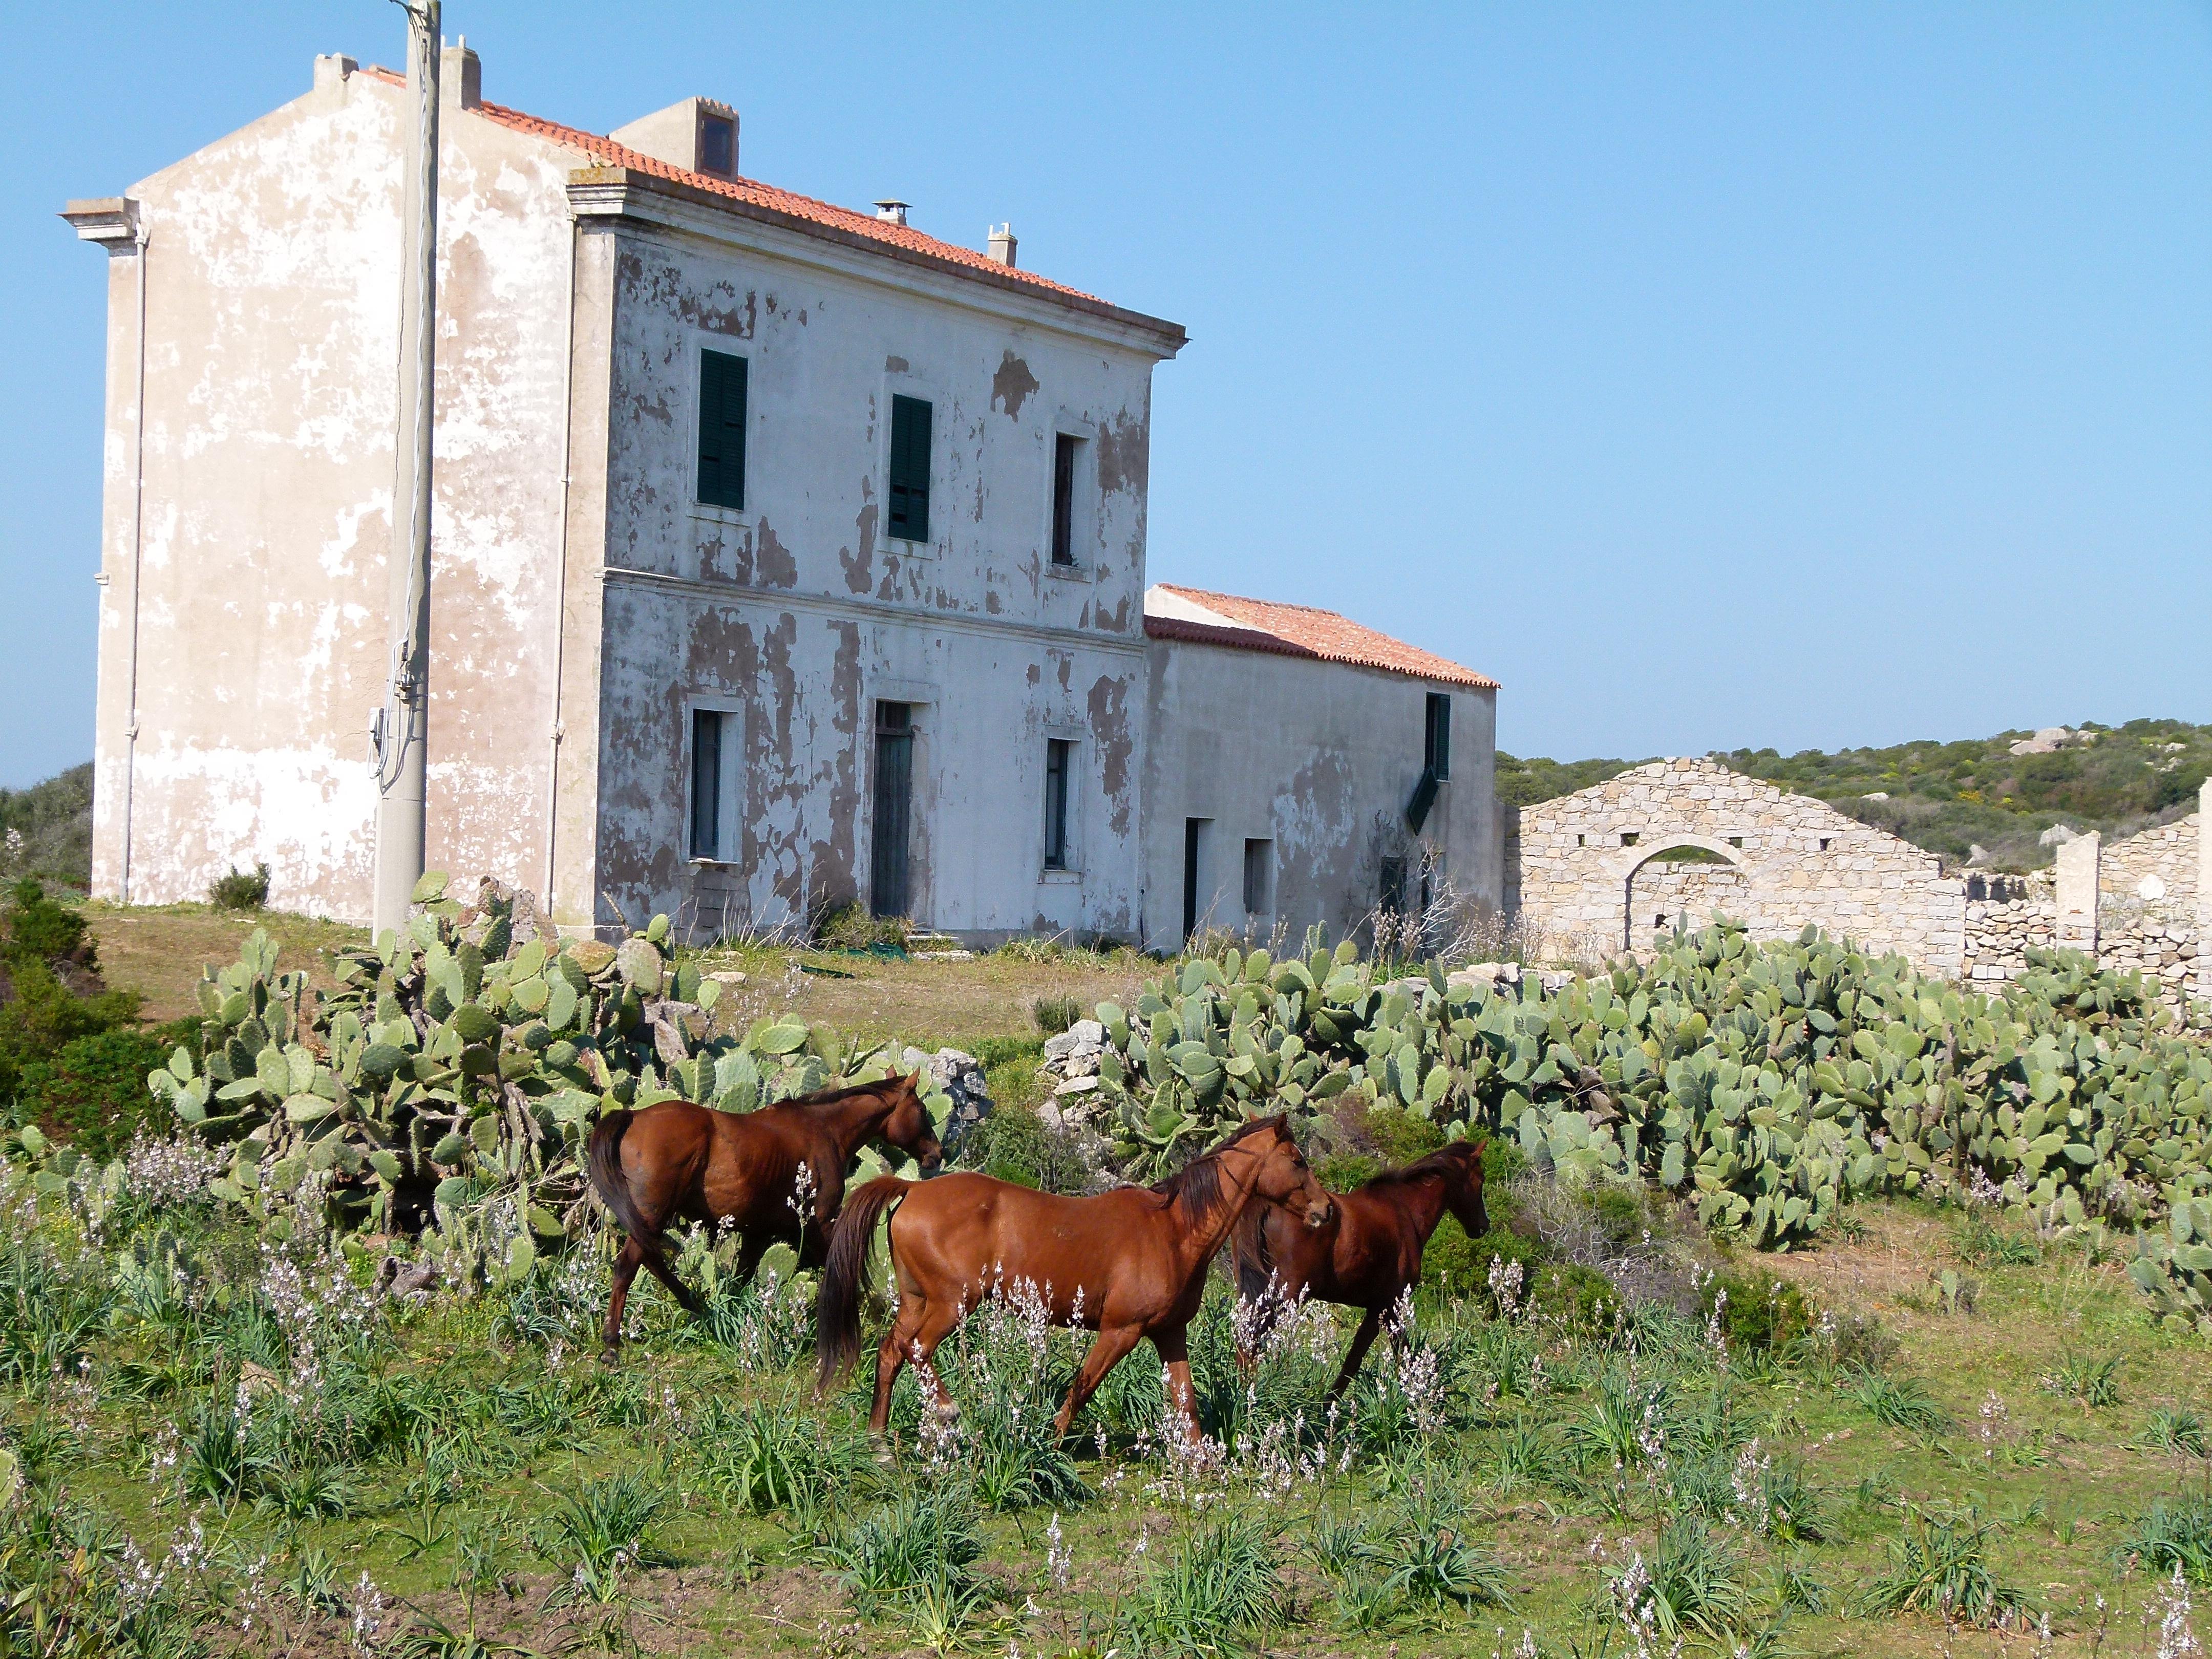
(1499, 718, 2212, 873)
(0, 763, 93, 888)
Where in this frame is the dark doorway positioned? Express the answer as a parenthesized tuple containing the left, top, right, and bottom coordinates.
(1182, 818, 1209, 941)
(871, 701, 913, 918)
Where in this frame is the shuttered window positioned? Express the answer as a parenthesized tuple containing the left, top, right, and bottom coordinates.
(1424, 692, 1452, 781)
(887, 394, 931, 542)
(697, 349, 748, 510)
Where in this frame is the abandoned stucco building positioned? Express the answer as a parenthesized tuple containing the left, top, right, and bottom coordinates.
(1141, 587, 1499, 953)
(65, 45, 1502, 946)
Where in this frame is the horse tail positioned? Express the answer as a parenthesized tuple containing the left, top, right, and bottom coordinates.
(587, 1109, 648, 1241)
(1232, 1202, 1275, 1306)
(816, 1175, 910, 1391)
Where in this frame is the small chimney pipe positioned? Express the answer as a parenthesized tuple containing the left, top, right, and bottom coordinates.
(987, 223, 1017, 268)
(874, 199, 909, 227)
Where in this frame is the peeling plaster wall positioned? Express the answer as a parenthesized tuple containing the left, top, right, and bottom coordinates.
(582, 222, 1161, 937)
(1139, 642, 1499, 953)
(84, 63, 575, 921)
(1507, 758, 1967, 975)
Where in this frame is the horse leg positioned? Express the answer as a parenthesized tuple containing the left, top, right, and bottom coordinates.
(1330, 1305, 1385, 1398)
(1153, 1327, 1204, 1445)
(1051, 1323, 1146, 1440)
(601, 1237, 648, 1360)
(635, 1235, 705, 1320)
(868, 1295, 928, 1436)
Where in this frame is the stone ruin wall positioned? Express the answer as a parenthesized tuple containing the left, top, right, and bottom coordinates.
(1509, 765, 2208, 1023)
(1507, 757, 1966, 974)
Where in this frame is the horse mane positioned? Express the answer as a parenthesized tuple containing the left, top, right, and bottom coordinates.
(776, 1073, 912, 1112)
(1149, 1115, 1283, 1214)
(1360, 1139, 1481, 1191)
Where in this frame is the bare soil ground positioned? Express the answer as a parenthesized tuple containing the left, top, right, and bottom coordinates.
(81, 903, 1155, 1050)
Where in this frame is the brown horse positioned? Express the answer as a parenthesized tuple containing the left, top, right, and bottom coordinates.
(1230, 1137, 1488, 1395)
(817, 1115, 1333, 1443)
(587, 1072, 941, 1359)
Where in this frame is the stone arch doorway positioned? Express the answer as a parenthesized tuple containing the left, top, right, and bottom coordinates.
(1620, 838, 1746, 953)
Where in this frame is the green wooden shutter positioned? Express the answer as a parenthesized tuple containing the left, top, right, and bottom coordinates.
(888, 394, 931, 541)
(697, 350, 748, 509)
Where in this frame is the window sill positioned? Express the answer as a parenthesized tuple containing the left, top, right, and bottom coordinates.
(1044, 559, 1092, 583)
(1037, 868, 1083, 885)
(689, 502, 753, 531)
(689, 857, 742, 871)
(886, 536, 940, 562)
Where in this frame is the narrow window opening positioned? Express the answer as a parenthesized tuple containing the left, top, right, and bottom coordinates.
(1243, 838, 1273, 915)
(1423, 693, 1452, 781)
(1728, 835, 1743, 848)
(1576, 833, 1586, 847)
(1182, 819, 1210, 941)
(1051, 433, 1080, 566)
(1818, 837, 1833, 852)
(1621, 831, 1640, 847)
(689, 710, 723, 860)
(1043, 739, 1072, 870)
(887, 395, 932, 542)
(696, 349, 748, 510)
(871, 702, 914, 917)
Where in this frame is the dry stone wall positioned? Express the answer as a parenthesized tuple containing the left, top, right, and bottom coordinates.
(1507, 758, 1966, 974)
(1507, 767, 2209, 1023)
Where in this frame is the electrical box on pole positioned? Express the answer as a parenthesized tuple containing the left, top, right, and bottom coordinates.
(372, 0, 440, 940)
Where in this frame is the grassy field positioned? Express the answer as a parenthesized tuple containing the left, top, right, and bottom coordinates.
(5, 1164, 2208, 1658)
(81, 902, 1148, 1053)
(4, 908, 2207, 1658)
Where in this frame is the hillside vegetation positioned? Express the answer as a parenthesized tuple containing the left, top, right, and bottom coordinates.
(1500, 717, 2212, 871)
(0, 761, 92, 886)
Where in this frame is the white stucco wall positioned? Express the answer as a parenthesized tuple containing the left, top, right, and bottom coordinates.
(1140, 640, 1500, 953)
(79, 56, 575, 920)
(565, 175, 1176, 939)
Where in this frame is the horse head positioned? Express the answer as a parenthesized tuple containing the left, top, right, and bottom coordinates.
(883, 1072, 944, 1172)
(1443, 1136, 1490, 1238)
(1246, 1115, 1333, 1230)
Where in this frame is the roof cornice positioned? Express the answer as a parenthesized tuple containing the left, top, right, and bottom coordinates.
(60, 197, 142, 251)
(566, 167, 1186, 360)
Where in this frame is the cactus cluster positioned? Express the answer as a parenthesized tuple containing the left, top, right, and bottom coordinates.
(1090, 919, 2210, 1333)
(143, 874, 951, 1285)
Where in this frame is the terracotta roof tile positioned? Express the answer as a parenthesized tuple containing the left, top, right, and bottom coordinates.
(359, 67, 1103, 305)
(1144, 584, 1498, 690)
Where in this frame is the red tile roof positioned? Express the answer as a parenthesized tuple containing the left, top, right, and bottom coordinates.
(359, 68, 1143, 317)
(1144, 585, 1498, 689)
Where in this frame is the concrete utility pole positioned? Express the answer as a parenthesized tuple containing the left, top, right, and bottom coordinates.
(372, 0, 441, 938)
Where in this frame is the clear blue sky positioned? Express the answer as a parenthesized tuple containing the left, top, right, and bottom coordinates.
(4, 2, 2207, 788)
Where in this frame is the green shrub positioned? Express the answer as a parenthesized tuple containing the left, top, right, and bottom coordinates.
(1123, 1509, 1285, 1656)
(1704, 1267, 1815, 1352)
(1426, 1221, 1543, 1304)
(2113, 1497, 2212, 1582)
(960, 1100, 1051, 1188)
(206, 862, 270, 910)
(11, 1024, 188, 1159)
(1364, 1105, 1444, 1166)
(1532, 1262, 1617, 1332)
(1030, 993, 1081, 1035)
(1315, 1151, 1381, 1190)
(0, 878, 90, 966)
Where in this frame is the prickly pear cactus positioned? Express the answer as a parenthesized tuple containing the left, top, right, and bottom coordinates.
(148, 873, 950, 1283)
(1092, 917, 2211, 1329)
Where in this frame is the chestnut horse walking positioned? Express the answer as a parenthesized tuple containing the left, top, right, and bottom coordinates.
(817, 1115, 1332, 1441)
(1230, 1137, 1488, 1395)
(588, 1073, 941, 1360)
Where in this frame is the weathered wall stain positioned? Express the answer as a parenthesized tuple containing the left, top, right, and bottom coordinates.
(990, 349, 1039, 418)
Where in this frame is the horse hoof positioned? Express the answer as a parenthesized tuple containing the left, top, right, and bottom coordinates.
(598, 1346, 621, 1367)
